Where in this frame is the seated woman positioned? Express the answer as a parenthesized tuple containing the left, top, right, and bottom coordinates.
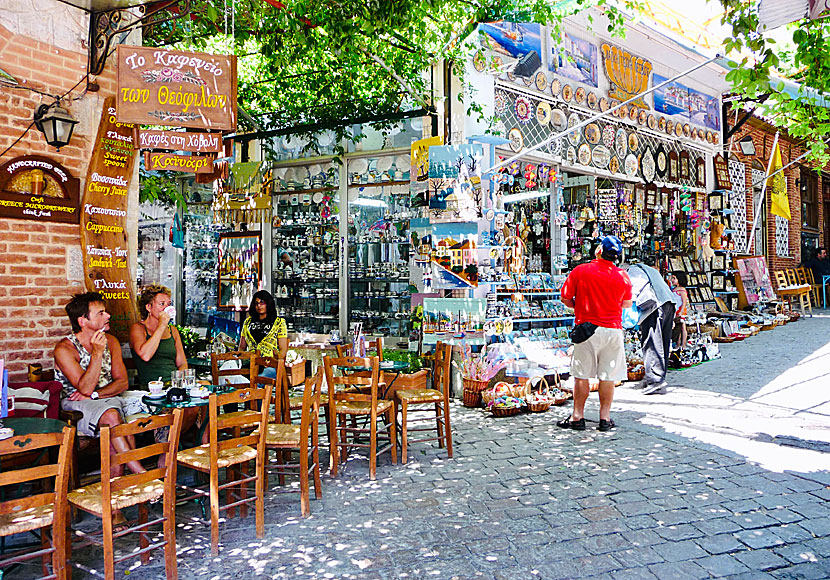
(239, 290, 288, 377)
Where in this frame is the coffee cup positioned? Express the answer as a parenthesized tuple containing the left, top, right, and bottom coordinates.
(148, 380, 164, 395)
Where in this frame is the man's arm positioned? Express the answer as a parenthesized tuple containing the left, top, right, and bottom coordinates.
(561, 297, 575, 308)
(54, 333, 106, 398)
(96, 333, 129, 397)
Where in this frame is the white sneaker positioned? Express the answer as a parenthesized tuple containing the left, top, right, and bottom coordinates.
(642, 382, 668, 395)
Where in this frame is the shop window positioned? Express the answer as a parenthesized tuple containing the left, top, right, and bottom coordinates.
(800, 169, 818, 229)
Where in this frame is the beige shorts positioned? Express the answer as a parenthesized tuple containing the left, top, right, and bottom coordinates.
(61, 391, 149, 437)
(571, 326, 626, 382)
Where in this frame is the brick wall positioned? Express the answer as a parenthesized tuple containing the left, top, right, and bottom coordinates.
(0, 15, 121, 380)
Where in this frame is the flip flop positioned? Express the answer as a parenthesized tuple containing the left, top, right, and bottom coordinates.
(556, 417, 586, 430)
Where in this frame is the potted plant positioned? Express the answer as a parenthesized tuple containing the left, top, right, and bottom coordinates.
(382, 349, 428, 391)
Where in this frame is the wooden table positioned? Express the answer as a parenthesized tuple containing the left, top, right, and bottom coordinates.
(1, 417, 67, 436)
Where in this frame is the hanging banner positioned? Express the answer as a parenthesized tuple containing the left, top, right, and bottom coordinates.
(116, 45, 237, 131)
(0, 156, 80, 223)
(81, 96, 139, 341)
(144, 151, 215, 173)
(135, 129, 223, 153)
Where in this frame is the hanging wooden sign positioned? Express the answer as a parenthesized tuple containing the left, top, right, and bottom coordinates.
(695, 156, 706, 187)
(713, 153, 732, 189)
(116, 45, 237, 131)
(668, 151, 679, 182)
(135, 129, 223, 153)
(0, 156, 80, 223)
(144, 151, 215, 173)
(81, 96, 139, 341)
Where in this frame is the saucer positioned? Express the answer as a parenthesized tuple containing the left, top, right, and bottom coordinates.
(146, 392, 167, 399)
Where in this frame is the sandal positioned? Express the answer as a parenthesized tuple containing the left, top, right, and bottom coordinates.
(597, 419, 615, 432)
(556, 417, 586, 430)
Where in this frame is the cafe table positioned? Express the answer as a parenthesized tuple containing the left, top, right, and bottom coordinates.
(0, 416, 67, 437)
(348, 360, 411, 399)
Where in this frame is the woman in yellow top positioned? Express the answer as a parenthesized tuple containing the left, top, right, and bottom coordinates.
(240, 290, 288, 368)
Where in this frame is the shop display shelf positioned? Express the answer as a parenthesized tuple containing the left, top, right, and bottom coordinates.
(496, 290, 560, 296)
(348, 180, 410, 188)
(275, 222, 339, 229)
(274, 186, 337, 195)
(351, 278, 410, 283)
(276, 277, 339, 284)
(350, 240, 410, 245)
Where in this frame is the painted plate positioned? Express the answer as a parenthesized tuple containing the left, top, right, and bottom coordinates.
(658, 117, 667, 131)
(492, 56, 503, 74)
(615, 128, 628, 157)
(602, 125, 616, 148)
(666, 119, 674, 135)
(494, 91, 508, 114)
(473, 53, 486, 72)
(624, 153, 639, 178)
(577, 143, 592, 166)
(592, 145, 610, 169)
(675, 122, 684, 137)
(587, 92, 598, 110)
(551, 108, 567, 130)
(641, 146, 656, 183)
(655, 144, 668, 178)
(562, 84, 573, 102)
(535, 71, 548, 92)
(628, 132, 639, 152)
(683, 123, 691, 137)
(712, 132, 720, 144)
(609, 155, 620, 174)
(566, 146, 577, 165)
(706, 131, 714, 144)
(584, 123, 601, 145)
(536, 101, 552, 125)
(639, 109, 648, 126)
(629, 106, 639, 123)
(574, 86, 586, 105)
(599, 96, 610, 112)
(523, 73, 534, 87)
(550, 77, 562, 97)
(508, 128, 524, 152)
(619, 104, 629, 119)
(648, 114, 657, 130)
(515, 96, 533, 123)
(567, 113, 582, 145)
(547, 137, 563, 158)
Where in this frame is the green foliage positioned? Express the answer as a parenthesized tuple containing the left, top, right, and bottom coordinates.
(382, 348, 423, 372)
(139, 167, 188, 209)
(175, 325, 206, 358)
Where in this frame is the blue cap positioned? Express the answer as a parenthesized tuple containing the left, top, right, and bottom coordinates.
(601, 235, 623, 256)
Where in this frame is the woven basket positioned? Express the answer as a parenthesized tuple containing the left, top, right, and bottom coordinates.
(481, 382, 511, 406)
(462, 377, 490, 392)
(627, 368, 645, 382)
(491, 405, 521, 418)
(524, 377, 550, 413)
(462, 388, 482, 408)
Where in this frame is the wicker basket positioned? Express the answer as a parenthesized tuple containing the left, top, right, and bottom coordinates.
(490, 405, 522, 418)
(524, 377, 550, 413)
(481, 382, 512, 406)
(462, 377, 490, 392)
(462, 388, 482, 408)
(627, 368, 645, 382)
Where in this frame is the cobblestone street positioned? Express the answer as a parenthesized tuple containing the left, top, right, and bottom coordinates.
(71, 315, 830, 580)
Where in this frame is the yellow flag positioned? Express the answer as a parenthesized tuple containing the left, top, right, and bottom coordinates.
(767, 142, 791, 220)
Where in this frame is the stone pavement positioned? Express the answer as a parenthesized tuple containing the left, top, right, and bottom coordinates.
(58, 316, 830, 579)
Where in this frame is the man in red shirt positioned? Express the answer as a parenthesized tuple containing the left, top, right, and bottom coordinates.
(558, 236, 632, 431)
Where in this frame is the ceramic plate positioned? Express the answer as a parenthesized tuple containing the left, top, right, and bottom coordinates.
(318, 131, 335, 146)
(523, 74, 534, 87)
(616, 128, 628, 157)
(536, 101, 552, 125)
(584, 123, 601, 145)
(577, 143, 592, 166)
(535, 71, 548, 92)
(675, 122, 684, 137)
(566, 146, 577, 165)
(666, 119, 674, 135)
(562, 84, 573, 102)
(658, 117, 667, 131)
(684, 123, 691, 137)
(641, 146, 656, 183)
(494, 91, 508, 113)
(473, 53, 486, 72)
(602, 125, 616, 148)
(395, 154, 411, 171)
(410, 117, 423, 131)
(550, 77, 561, 97)
(376, 156, 393, 172)
(599, 96, 609, 112)
(508, 127, 524, 152)
(628, 132, 639, 152)
(567, 113, 581, 145)
(609, 155, 620, 174)
(312, 191, 324, 203)
(624, 153, 639, 177)
(592, 145, 610, 169)
(547, 137, 563, 158)
(351, 158, 369, 173)
(638, 109, 648, 125)
(587, 92, 598, 110)
(515, 96, 533, 123)
(629, 106, 639, 122)
(574, 86, 586, 105)
(551, 108, 567, 130)
(618, 104, 629, 120)
(648, 114, 657, 130)
(655, 144, 668, 177)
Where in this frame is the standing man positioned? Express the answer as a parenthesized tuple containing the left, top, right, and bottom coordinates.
(627, 263, 679, 395)
(54, 292, 145, 477)
(558, 236, 632, 432)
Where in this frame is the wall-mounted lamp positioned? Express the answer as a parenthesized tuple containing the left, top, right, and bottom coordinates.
(513, 50, 541, 78)
(738, 135, 756, 156)
(33, 101, 78, 151)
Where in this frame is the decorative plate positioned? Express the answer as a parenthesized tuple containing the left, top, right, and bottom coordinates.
(640, 146, 656, 183)
(706, 131, 714, 144)
(683, 123, 691, 137)
(473, 53, 486, 72)
(609, 155, 620, 174)
(493, 56, 503, 73)
(592, 145, 610, 169)
(584, 123, 601, 145)
(566, 146, 577, 165)
(562, 84, 573, 102)
(639, 109, 648, 125)
(628, 132, 639, 152)
(494, 91, 508, 114)
(648, 114, 657, 130)
(666, 120, 674, 135)
(551, 108, 567, 130)
(508, 128, 524, 152)
(619, 104, 629, 119)
(535, 71, 548, 92)
(515, 96, 533, 123)
(567, 113, 582, 146)
(629, 106, 639, 123)
(599, 96, 609, 112)
(675, 122, 684, 137)
(523, 74, 534, 87)
(547, 137, 563, 158)
(506, 68, 516, 82)
(574, 86, 586, 105)
(655, 143, 668, 178)
(536, 101, 552, 125)
(587, 92, 598, 110)
(616, 128, 628, 157)
(311, 191, 324, 204)
(577, 143, 592, 166)
(712, 132, 720, 144)
(550, 77, 562, 97)
(658, 117, 666, 131)
(624, 153, 639, 178)
(602, 125, 616, 148)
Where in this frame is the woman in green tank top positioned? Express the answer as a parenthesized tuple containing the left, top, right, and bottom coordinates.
(130, 285, 187, 386)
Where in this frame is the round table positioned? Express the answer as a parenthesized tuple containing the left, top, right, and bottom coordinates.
(141, 385, 235, 412)
(1, 416, 67, 436)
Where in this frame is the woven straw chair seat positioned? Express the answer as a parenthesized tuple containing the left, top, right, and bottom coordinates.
(177, 444, 257, 471)
(260, 423, 301, 446)
(0, 503, 54, 536)
(397, 388, 442, 403)
(334, 399, 393, 415)
(68, 478, 165, 515)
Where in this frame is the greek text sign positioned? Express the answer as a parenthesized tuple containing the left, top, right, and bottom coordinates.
(0, 156, 80, 223)
(144, 151, 214, 173)
(135, 129, 223, 153)
(116, 46, 237, 131)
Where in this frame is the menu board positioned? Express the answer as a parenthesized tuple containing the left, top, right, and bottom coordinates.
(81, 96, 138, 340)
(0, 156, 80, 223)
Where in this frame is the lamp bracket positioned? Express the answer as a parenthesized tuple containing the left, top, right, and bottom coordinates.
(89, 0, 191, 76)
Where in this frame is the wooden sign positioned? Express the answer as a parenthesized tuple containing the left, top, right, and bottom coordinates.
(135, 129, 223, 153)
(144, 151, 214, 173)
(600, 43, 652, 109)
(116, 46, 237, 130)
(0, 156, 80, 223)
(81, 96, 139, 341)
(713, 153, 732, 190)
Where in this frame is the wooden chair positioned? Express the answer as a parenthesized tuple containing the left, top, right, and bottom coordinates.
(800, 266, 822, 305)
(68, 411, 183, 580)
(396, 342, 453, 464)
(323, 355, 396, 480)
(775, 269, 813, 316)
(211, 351, 257, 387)
(176, 385, 271, 556)
(0, 426, 74, 580)
(335, 337, 383, 360)
(257, 358, 323, 516)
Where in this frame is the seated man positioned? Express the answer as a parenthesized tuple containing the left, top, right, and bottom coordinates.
(806, 247, 830, 280)
(54, 292, 145, 477)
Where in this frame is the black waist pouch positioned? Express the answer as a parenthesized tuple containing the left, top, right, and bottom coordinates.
(569, 322, 598, 344)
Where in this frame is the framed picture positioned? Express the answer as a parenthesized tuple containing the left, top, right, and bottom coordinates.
(679, 150, 690, 181)
(712, 254, 726, 270)
(712, 274, 725, 291)
(703, 287, 714, 301)
(696, 157, 706, 187)
(709, 192, 723, 211)
(683, 256, 694, 271)
(670, 256, 685, 272)
(218, 232, 262, 311)
(645, 185, 657, 210)
(692, 259, 704, 273)
(660, 188, 670, 210)
(668, 151, 679, 182)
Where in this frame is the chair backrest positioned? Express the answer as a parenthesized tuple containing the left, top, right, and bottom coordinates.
(6, 380, 61, 418)
(255, 355, 289, 423)
(774, 270, 788, 288)
(804, 266, 817, 285)
(295, 368, 322, 441)
(208, 385, 272, 455)
(784, 268, 799, 286)
(335, 338, 383, 360)
(794, 267, 808, 285)
(100, 410, 184, 516)
(323, 356, 380, 406)
(433, 342, 452, 399)
(211, 351, 257, 386)
(0, 426, 74, 528)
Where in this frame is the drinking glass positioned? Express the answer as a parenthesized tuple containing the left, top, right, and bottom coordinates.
(171, 370, 183, 389)
(184, 369, 196, 390)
